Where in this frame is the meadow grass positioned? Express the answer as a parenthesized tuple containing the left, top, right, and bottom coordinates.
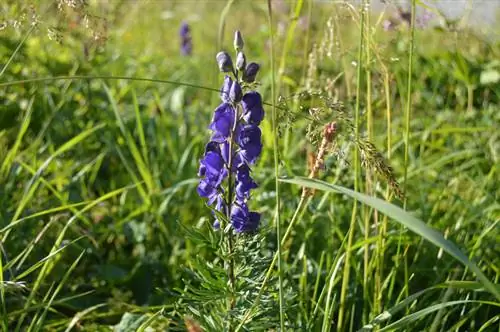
(0, 1, 499, 331)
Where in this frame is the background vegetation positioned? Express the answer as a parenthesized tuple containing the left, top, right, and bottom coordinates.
(0, 0, 499, 331)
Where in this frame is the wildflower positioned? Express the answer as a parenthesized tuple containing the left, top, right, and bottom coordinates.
(236, 52, 246, 71)
(229, 81, 242, 103)
(242, 62, 260, 83)
(235, 164, 258, 201)
(220, 76, 233, 102)
(209, 103, 235, 142)
(198, 30, 264, 233)
(179, 22, 192, 55)
(241, 91, 264, 124)
(234, 30, 244, 51)
(216, 52, 234, 73)
(230, 203, 260, 233)
(237, 124, 262, 165)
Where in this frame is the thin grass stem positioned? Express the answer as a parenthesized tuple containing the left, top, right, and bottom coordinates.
(266, 1, 285, 330)
(337, 2, 366, 330)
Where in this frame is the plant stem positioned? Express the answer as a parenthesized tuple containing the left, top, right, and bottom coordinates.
(403, 0, 416, 208)
(363, 0, 372, 324)
(267, 1, 285, 330)
(337, 2, 365, 330)
(225, 103, 238, 331)
(401, 0, 416, 307)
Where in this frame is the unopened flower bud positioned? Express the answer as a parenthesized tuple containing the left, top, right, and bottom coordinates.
(234, 30, 244, 51)
(216, 51, 234, 72)
(242, 62, 260, 83)
(220, 75, 233, 102)
(230, 81, 242, 103)
(236, 51, 246, 71)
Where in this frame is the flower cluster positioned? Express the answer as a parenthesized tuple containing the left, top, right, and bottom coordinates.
(197, 31, 264, 233)
(179, 22, 192, 56)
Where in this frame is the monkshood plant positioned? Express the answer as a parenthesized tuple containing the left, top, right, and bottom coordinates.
(173, 31, 282, 332)
(197, 30, 263, 235)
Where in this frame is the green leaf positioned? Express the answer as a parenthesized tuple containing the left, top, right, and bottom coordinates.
(279, 177, 500, 302)
(379, 300, 499, 331)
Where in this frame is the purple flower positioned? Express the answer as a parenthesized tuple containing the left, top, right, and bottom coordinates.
(199, 151, 227, 186)
(243, 62, 260, 83)
(216, 52, 234, 73)
(230, 81, 242, 103)
(180, 22, 192, 56)
(234, 30, 244, 51)
(237, 124, 262, 164)
(242, 92, 264, 125)
(213, 195, 226, 229)
(220, 76, 233, 103)
(198, 30, 264, 233)
(231, 203, 260, 233)
(180, 22, 190, 38)
(236, 52, 246, 71)
(235, 164, 258, 201)
(197, 178, 219, 204)
(198, 150, 227, 205)
(209, 103, 235, 142)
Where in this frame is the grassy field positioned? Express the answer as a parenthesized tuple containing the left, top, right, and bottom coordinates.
(1, 1, 499, 331)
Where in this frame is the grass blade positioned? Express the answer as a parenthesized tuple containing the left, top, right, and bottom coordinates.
(280, 177, 500, 301)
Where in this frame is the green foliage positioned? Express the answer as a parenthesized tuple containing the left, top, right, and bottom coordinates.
(0, 1, 499, 331)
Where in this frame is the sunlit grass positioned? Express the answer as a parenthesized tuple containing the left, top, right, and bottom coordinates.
(0, 1, 499, 330)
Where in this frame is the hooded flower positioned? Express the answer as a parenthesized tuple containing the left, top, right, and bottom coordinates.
(229, 81, 242, 103)
(237, 124, 262, 165)
(242, 62, 260, 83)
(235, 164, 258, 201)
(242, 91, 264, 125)
(231, 203, 260, 233)
(216, 52, 234, 73)
(209, 103, 235, 142)
(220, 76, 233, 103)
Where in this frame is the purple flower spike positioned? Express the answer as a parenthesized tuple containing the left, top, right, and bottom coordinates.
(198, 30, 264, 232)
(231, 203, 260, 233)
(180, 22, 190, 37)
(179, 22, 192, 56)
(209, 103, 235, 142)
(242, 92, 264, 125)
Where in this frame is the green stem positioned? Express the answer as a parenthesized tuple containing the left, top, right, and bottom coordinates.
(266, 1, 285, 330)
(337, 2, 365, 330)
(400, 0, 416, 308)
(363, 0, 372, 324)
(0, 75, 285, 111)
(225, 101, 240, 331)
(0, 24, 36, 78)
(403, 0, 416, 208)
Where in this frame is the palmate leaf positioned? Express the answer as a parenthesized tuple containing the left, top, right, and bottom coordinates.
(279, 176, 500, 302)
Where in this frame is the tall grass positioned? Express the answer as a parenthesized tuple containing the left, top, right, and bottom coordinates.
(0, 1, 499, 330)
